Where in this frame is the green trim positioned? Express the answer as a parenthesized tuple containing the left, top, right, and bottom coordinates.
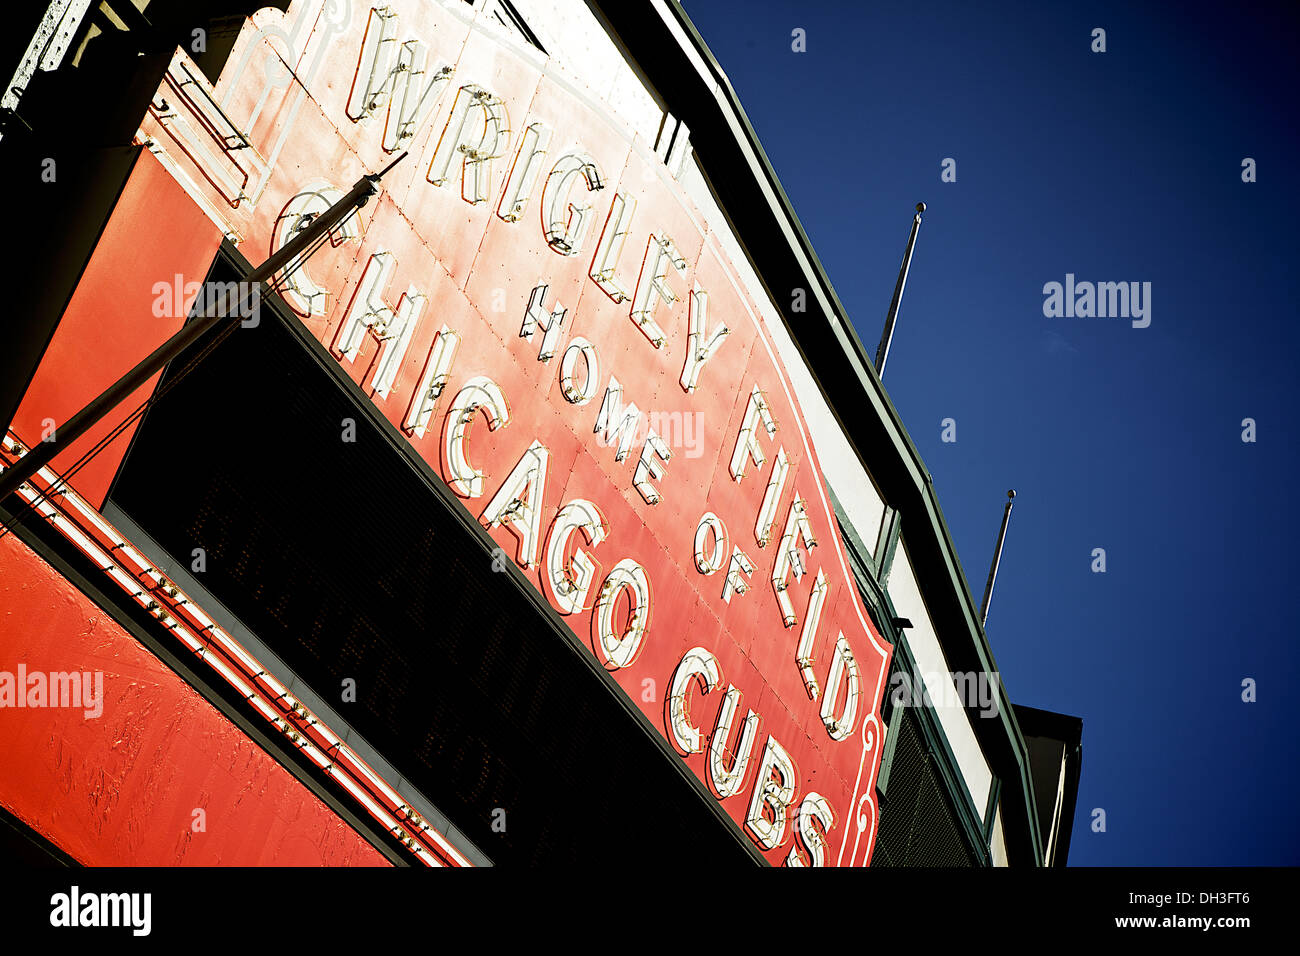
(825, 486, 893, 637)
(875, 697, 903, 799)
(983, 775, 1003, 845)
(874, 507, 903, 588)
(826, 485, 874, 565)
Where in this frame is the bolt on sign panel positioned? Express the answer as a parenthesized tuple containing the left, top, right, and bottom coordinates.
(35, 0, 895, 865)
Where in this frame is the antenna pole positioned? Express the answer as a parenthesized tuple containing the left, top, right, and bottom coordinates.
(874, 201, 925, 378)
(980, 490, 1016, 627)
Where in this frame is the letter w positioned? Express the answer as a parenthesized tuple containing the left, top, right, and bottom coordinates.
(347, 7, 454, 152)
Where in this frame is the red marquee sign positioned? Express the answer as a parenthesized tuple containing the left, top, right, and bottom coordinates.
(127, 0, 892, 865)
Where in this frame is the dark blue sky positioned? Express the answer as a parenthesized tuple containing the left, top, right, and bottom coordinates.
(681, 0, 1300, 865)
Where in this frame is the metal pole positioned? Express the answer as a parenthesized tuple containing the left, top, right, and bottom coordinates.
(0, 153, 408, 503)
(874, 201, 925, 378)
(980, 490, 1016, 627)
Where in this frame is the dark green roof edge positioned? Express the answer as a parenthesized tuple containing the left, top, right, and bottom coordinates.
(585, 0, 1046, 865)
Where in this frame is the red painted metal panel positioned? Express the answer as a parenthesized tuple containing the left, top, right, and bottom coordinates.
(39, 1, 898, 865)
(8, 149, 224, 509)
(0, 532, 389, 866)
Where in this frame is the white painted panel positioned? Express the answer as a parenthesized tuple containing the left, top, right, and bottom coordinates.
(887, 538, 993, 819)
(990, 802, 1008, 866)
(1046, 752, 1067, 865)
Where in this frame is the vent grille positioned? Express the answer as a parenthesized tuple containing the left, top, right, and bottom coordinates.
(873, 704, 979, 867)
